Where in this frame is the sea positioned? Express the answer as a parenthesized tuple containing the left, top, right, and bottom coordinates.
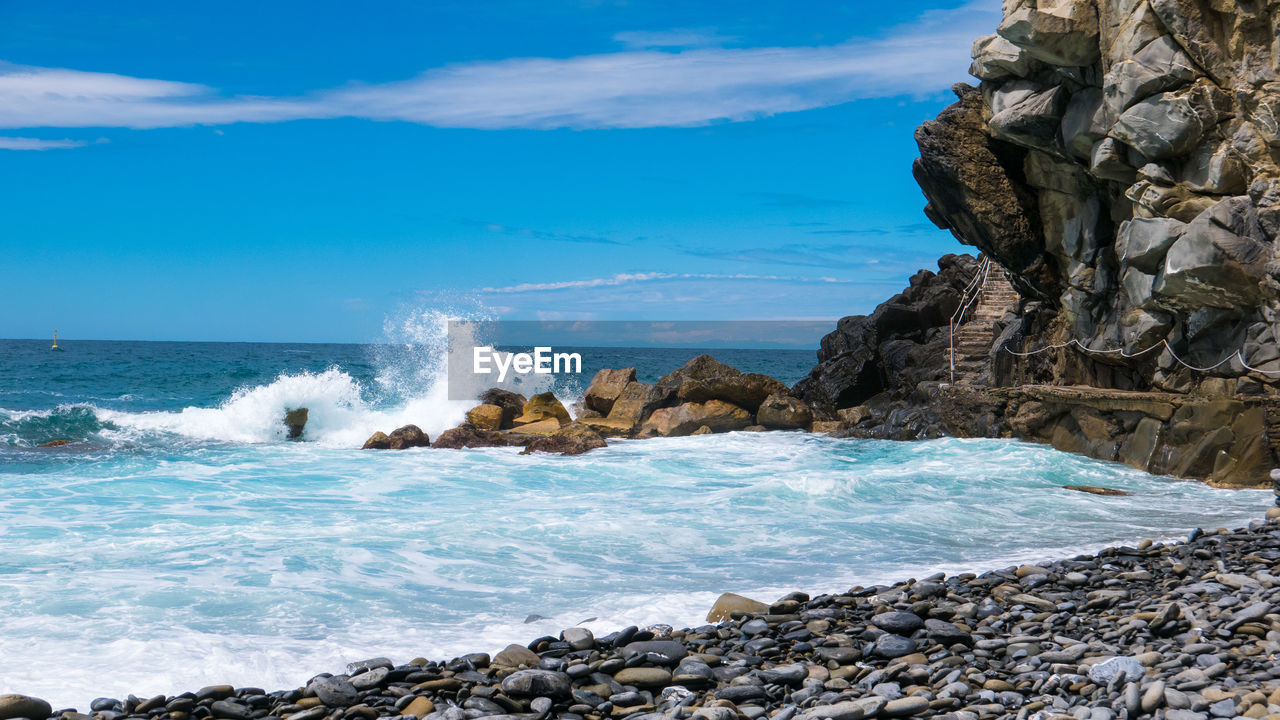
(0, 331, 1271, 709)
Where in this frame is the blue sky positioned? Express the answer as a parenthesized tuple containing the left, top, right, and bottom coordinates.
(0, 0, 997, 343)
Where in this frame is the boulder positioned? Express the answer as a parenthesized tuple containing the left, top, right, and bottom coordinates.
(997, 2, 1100, 67)
(479, 388, 527, 430)
(500, 669, 572, 699)
(1111, 90, 1206, 160)
(0, 694, 52, 720)
(513, 392, 571, 427)
(492, 643, 541, 668)
(583, 367, 636, 415)
(387, 424, 430, 450)
(465, 404, 505, 431)
(988, 83, 1068, 149)
(1116, 217, 1185, 274)
(1154, 197, 1269, 310)
(690, 425, 713, 435)
(361, 431, 391, 450)
(521, 422, 607, 456)
(602, 381, 666, 433)
(37, 439, 70, 447)
(640, 400, 751, 437)
(756, 392, 813, 429)
(283, 408, 308, 439)
(433, 423, 518, 449)
(1103, 36, 1196, 116)
(706, 592, 768, 622)
(969, 33, 1035, 81)
(657, 355, 788, 412)
(508, 418, 561, 435)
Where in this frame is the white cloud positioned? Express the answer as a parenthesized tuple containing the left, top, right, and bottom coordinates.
(0, 135, 90, 150)
(612, 28, 736, 50)
(0, 1, 998, 132)
(478, 272, 864, 294)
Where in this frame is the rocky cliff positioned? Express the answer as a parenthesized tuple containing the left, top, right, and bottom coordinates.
(797, 0, 1280, 486)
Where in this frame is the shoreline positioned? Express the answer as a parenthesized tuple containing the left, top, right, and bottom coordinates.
(8, 500, 1280, 720)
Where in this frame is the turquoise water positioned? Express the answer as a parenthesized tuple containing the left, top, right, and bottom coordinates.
(0, 337, 1269, 709)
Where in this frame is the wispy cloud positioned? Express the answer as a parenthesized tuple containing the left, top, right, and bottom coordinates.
(0, 135, 91, 150)
(0, 1, 998, 133)
(479, 271, 857, 294)
(612, 28, 736, 50)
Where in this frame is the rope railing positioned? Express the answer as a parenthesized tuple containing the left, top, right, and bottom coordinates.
(949, 256, 993, 384)
(1001, 334, 1280, 375)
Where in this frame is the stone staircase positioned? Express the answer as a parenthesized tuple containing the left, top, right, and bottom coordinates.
(949, 265, 1020, 384)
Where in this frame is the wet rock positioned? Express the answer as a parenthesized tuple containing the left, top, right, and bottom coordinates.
(500, 670, 572, 699)
(521, 422, 607, 456)
(0, 695, 52, 720)
(756, 392, 814, 429)
(283, 408, 308, 439)
(514, 393, 571, 428)
(387, 424, 430, 450)
(361, 431, 391, 450)
(479, 388, 528, 430)
(432, 423, 517, 449)
(706, 592, 768, 622)
(465, 404, 505, 431)
(639, 399, 751, 437)
(584, 368, 637, 415)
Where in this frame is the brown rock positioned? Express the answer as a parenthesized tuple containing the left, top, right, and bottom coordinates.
(514, 392, 571, 427)
(522, 422, 607, 456)
(640, 399, 751, 437)
(691, 425, 713, 435)
(706, 592, 769, 622)
(388, 424, 430, 450)
(283, 408, 308, 439)
(492, 643, 541, 668)
(509, 418, 562, 435)
(361, 431, 391, 450)
(810, 420, 845, 434)
(432, 424, 517, 449)
(657, 354, 787, 412)
(37, 439, 70, 448)
(584, 367, 637, 415)
(479, 388, 528, 430)
(465, 404, 505, 431)
(756, 392, 814, 429)
(603, 381, 666, 433)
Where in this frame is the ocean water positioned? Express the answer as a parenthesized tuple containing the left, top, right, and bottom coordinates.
(0, 334, 1270, 710)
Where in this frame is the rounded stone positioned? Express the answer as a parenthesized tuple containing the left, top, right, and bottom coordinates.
(871, 612, 924, 635)
(0, 695, 52, 720)
(613, 667, 673, 688)
(500, 669, 572, 698)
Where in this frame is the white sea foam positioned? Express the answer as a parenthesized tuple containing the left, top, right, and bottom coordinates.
(0, 432, 1270, 709)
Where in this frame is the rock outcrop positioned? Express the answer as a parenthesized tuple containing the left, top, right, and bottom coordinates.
(798, 0, 1280, 485)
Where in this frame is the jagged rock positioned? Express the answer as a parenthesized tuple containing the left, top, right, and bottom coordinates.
(513, 392, 570, 427)
(1154, 197, 1269, 310)
(361, 431, 391, 450)
(520, 422, 607, 456)
(1103, 36, 1196, 116)
(657, 355, 787, 412)
(479, 388, 527, 430)
(989, 83, 1068, 149)
(465, 403, 505, 431)
(997, 1, 1100, 67)
(387, 424, 430, 450)
(970, 34, 1035, 81)
(1061, 87, 1106, 160)
(756, 392, 813, 429)
(283, 408, 308, 439)
(432, 423, 519, 449)
(640, 400, 751, 437)
(583, 367, 636, 415)
(591, 380, 665, 436)
(1111, 90, 1207, 160)
(1116, 217, 1185, 274)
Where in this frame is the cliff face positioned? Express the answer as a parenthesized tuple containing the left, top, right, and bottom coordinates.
(796, 0, 1280, 486)
(917, 0, 1280, 394)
